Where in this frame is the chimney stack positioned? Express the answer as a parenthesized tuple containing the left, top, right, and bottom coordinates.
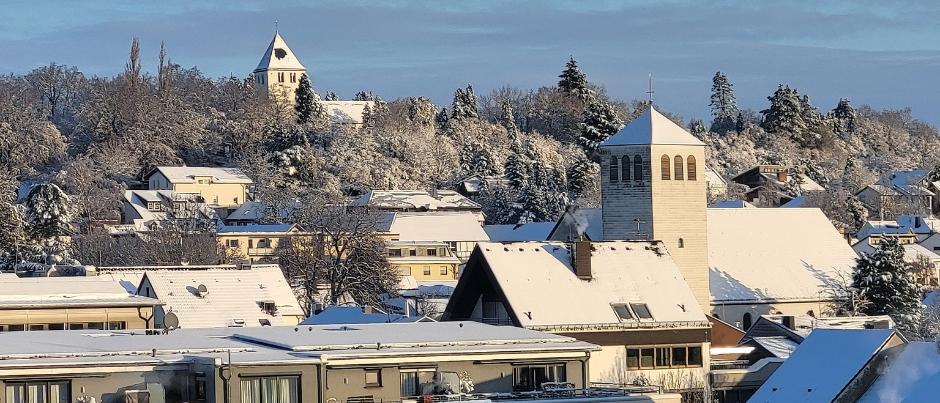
(776, 168, 789, 183)
(573, 241, 593, 280)
(781, 315, 796, 330)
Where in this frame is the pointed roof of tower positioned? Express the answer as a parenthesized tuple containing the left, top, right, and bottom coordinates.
(601, 107, 704, 147)
(254, 32, 306, 73)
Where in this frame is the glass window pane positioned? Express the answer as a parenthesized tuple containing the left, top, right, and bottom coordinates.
(640, 348, 655, 368)
(630, 303, 653, 319)
(688, 346, 703, 367)
(655, 348, 671, 368)
(7, 384, 25, 403)
(400, 373, 417, 397)
(672, 347, 687, 367)
(626, 349, 640, 369)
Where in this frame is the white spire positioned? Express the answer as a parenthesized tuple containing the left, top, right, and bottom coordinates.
(254, 31, 306, 73)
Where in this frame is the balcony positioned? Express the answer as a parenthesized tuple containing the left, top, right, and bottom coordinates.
(248, 247, 275, 256)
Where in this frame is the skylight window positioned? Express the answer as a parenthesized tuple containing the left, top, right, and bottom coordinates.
(630, 303, 653, 320)
(611, 303, 634, 321)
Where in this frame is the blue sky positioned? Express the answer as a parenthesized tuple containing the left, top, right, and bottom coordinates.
(3, 0, 940, 124)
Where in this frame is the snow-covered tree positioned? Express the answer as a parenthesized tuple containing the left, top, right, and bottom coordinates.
(354, 91, 376, 101)
(578, 101, 622, 158)
(451, 85, 479, 120)
(557, 56, 592, 100)
(830, 98, 857, 135)
(852, 236, 923, 330)
(294, 74, 325, 125)
(324, 91, 338, 101)
(688, 119, 708, 139)
(761, 85, 807, 136)
(0, 172, 25, 269)
(709, 71, 737, 134)
(567, 154, 597, 200)
(435, 107, 449, 131)
(24, 182, 73, 240)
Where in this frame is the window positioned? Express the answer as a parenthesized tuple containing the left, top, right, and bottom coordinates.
(742, 313, 753, 330)
(687, 155, 697, 181)
(674, 156, 684, 180)
(671, 347, 687, 366)
(193, 374, 208, 402)
(688, 346, 703, 366)
(240, 376, 299, 403)
(633, 155, 644, 181)
(108, 321, 126, 330)
(398, 266, 412, 276)
(86, 322, 104, 330)
(48, 323, 65, 330)
(611, 303, 634, 321)
(8, 324, 24, 332)
(512, 364, 566, 391)
(423, 266, 431, 275)
(678, 238, 684, 248)
(409, 249, 417, 256)
(68, 323, 84, 330)
(639, 348, 655, 368)
(400, 369, 436, 397)
(626, 349, 639, 369)
(28, 324, 45, 331)
(630, 303, 653, 319)
(660, 155, 671, 180)
(655, 348, 671, 367)
(364, 369, 382, 387)
(290, 73, 296, 83)
(388, 249, 402, 257)
(227, 239, 240, 248)
(277, 72, 285, 83)
(609, 156, 619, 182)
(440, 266, 449, 275)
(426, 248, 437, 256)
(620, 156, 631, 181)
(6, 381, 70, 403)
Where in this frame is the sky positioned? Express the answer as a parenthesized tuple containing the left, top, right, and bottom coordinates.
(3, 0, 940, 124)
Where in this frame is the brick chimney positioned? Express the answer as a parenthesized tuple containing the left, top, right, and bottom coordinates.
(573, 241, 593, 280)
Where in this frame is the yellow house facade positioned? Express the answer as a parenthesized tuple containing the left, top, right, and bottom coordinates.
(386, 241, 461, 281)
(145, 166, 253, 208)
(217, 224, 301, 263)
(0, 276, 161, 331)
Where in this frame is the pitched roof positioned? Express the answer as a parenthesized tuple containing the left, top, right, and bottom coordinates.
(389, 212, 488, 242)
(858, 341, 940, 402)
(301, 306, 431, 325)
(141, 266, 304, 329)
(750, 329, 899, 403)
(217, 223, 298, 234)
(254, 32, 306, 72)
(549, 207, 603, 241)
(353, 190, 482, 211)
(853, 238, 940, 263)
(601, 107, 704, 147)
(0, 277, 159, 309)
(708, 208, 858, 303)
(454, 241, 707, 329)
(147, 166, 253, 184)
(322, 101, 372, 124)
(484, 222, 555, 242)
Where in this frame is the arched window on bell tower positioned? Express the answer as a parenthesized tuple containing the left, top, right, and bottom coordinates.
(674, 155, 684, 180)
(687, 155, 697, 181)
(609, 156, 620, 182)
(660, 155, 671, 180)
(634, 156, 643, 181)
(620, 156, 631, 182)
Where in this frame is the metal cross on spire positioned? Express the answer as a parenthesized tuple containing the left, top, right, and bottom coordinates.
(646, 74, 655, 105)
(275, 19, 279, 33)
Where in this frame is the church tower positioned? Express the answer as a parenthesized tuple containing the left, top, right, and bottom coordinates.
(599, 107, 710, 310)
(253, 31, 307, 105)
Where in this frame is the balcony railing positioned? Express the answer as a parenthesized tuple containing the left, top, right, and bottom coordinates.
(248, 247, 275, 256)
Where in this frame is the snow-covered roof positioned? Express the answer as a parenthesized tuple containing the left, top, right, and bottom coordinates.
(353, 190, 482, 211)
(887, 169, 932, 196)
(141, 265, 304, 329)
(464, 241, 708, 329)
(601, 107, 704, 147)
(705, 166, 727, 187)
(549, 207, 604, 241)
(389, 212, 488, 242)
(750, 329, 899, 403)
(321, 100, 372, 125)
(709, 200, 755, 208)
(484, 222, 554, 241)
(147, 166, 253, 184)
(254, 32, 306, 72)
(779, 196, 806, 208)
(744, 314, 896, 343)
(707, 208, 858, 303)
(858, 341, 940, 402)
(301, 306, 430, 325)
(0, 277, 159, 309)
(853, 238, 940, 263)
(218, 223, 298, 234)
(750, 336, 799, 359)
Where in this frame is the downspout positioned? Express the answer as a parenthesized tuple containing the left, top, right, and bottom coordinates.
(316, 364, 324, 403)
(219, 350, 232, 403)
(582, 351, 590, 389)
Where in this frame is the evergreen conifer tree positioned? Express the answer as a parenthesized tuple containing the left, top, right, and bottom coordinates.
(435, 107, 449, 132)
(578, 101, 622, 159)
(709, 71, 738, 134)
(830, 98, 857, 134)
(558, 56, 592, 100)
(294, 74, 315, 124)
(852, 236, 923, 329)
(566, 154, 596, 200)
(24, 183, 73, 240)
(324, 91, 338, 101)
(0, 173, 25, 269)
(761, 85, 807, 135)
(450, 85, 479, 120)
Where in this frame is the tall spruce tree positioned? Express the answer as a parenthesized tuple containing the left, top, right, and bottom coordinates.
(709, 71, 738, 134)
(24, 183, 73, 240)
(435, 107, 449, 131)
(294, 74, 315, 124)
(0, 172, 25, 269)
(450, 85, 479, 120)
(558, 56, 593, 100)
(578, 101, 622, 159)
(852, 236, 923, 329)
(830, 98, 857, 134)
(761, 85, 807, 135)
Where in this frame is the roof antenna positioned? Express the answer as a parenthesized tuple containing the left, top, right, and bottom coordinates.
(646, 74, 654, 106)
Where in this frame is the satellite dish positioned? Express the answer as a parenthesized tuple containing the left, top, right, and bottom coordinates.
(164, 312, 180, 330)
(197, 284, 209, 297)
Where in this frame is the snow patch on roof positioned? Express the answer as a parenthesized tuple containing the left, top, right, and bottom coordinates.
(148, 166, 252, 184)
(390, 212, 488, 242)
(601, 107, 704, 147)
